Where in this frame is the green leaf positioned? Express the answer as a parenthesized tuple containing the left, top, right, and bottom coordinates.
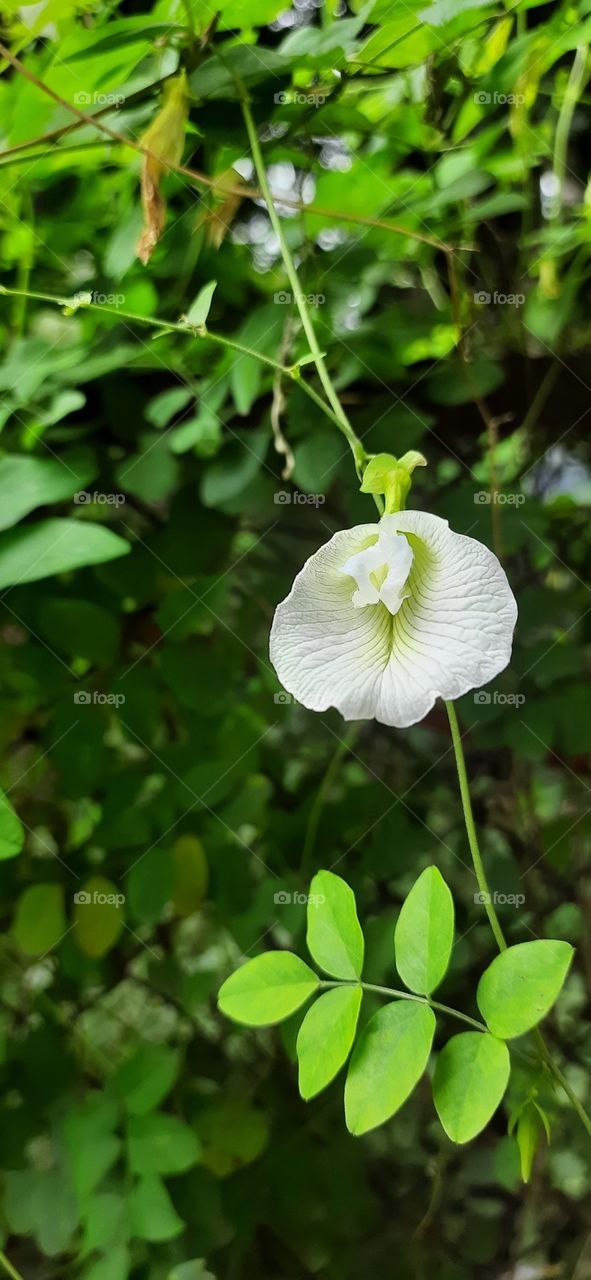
(129, 1174, 184, 1242)
(218, 952, 319, 1026)
(127, 848, 173, 925)
(432, 1032, 510, 1143)
(344, 1002, 435, 1135)
(127, 1114, 201, 1175)
(13, 884, 66, 956)
(196, 1099, 269, 1176)
(0, 790, 25, 860)
(0, 518, 129, 588)
(514, 1100, 549, 1183)
(40, 598, 120, 664)
(0, 449, 96, 531)
(83, 1246, 129, 1280)
(189, 45, 290, 100)
(306, 871, 364, 980)
(108, 1046, 181, 1115)
(186, 280, 217, 327)
(171, 835, 209, 915)
(394, 866, 454, 995)
(477, 940, 574, 1039)
(73, 875, 125, 958)
(297, 985, 362, 1100)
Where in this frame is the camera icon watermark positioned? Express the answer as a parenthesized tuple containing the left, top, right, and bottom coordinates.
(74, 91, 125, 107)
(74, 491, 125, 506)
(274, 691, 294, 705)
(74, 691, 126, 707)
(474, 290, 525, 308)
(274, 490, 326, 507)
(273, 90, 326, 107)
(473, 690, 525, 707)
(474, 890, 525, 908)
(74, 890, 125, 906)
(273, 891, 326, 905)
(273, 291, 325, 307)
(474, 491, 525, 506)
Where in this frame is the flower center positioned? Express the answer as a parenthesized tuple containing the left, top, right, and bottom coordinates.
(340, 528, 413, 616)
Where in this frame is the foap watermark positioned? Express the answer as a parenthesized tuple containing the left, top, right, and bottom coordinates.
(473, 690, 525, 707)
(274, 290, 325, 307)
(74, 691, 125, 707)
(72, 291, 125, 308)
(474, 890, 525, 908)
(474, 491, 525, 506)
(474, 290, 525, 308)
(74, 889, 125, 906)
(474, 91, 525, 107)
(74, 491, 125, 506)
(273, 90, 326, 107)
(274, 691, 295, 705)
(74, 91, 125, 107)
(274, 490, 325, 507)
(274, 891, 326, 905)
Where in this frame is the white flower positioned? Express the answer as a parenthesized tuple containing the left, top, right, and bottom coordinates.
(269, 511, 518, 728)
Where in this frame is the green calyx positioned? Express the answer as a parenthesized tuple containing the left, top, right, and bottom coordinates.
(360, 451, 427, 514)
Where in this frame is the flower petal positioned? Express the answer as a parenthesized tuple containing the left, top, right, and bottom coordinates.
(269, 511, 517, 728)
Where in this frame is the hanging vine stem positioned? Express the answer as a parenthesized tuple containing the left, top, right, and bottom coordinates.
(238, 89, 366, 480)
(446, 700, 591, 1140)
(0, 283, 348, 438)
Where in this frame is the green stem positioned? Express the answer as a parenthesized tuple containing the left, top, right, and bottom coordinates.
(319, 979, 487, 1033)
(301, 728, 356, 876)
(534, 1028, 591, 1140)
(553, 46, 588, 215)
(446, 700, 591, 1140)
(445, 700, 507, 951)
(0, 283, 346, 438)
(12, 190, 34, 340)
(239, 93, 366, 480)
(0, 1250, 24, 1280)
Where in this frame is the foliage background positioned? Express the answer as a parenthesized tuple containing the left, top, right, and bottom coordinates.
(0, 0, 590, 1274)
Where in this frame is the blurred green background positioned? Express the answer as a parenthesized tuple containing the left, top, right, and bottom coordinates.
(0, 0, 590, 1274)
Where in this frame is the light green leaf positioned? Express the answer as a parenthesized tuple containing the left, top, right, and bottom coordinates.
(129, 1175, 184, 1242)
(477, 940, 574, 1039)
(186, 280, 217, 327)
(168, 1263, 216, 1280)
(13, 884, 66, 956)
(127, 1114, 201, 1175)
(432, 1032, 510, 1143)
(394, 866, 454, 995)
(297, 985, 362, 1100)
(218, 952, 319, 1025)
(514, 1100, 549, 1183)
(0, 449, 96, 531)
(306, 871, 364, 980)
(0, 518, 129, 588)
(0, 790, 25, 860)
(344, 1001, 435, 1135)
